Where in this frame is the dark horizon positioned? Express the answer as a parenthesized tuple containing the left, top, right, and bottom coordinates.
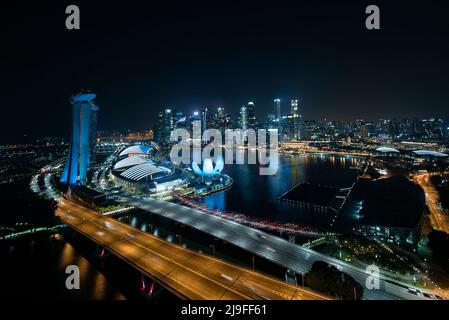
(1, 0, 449, 143)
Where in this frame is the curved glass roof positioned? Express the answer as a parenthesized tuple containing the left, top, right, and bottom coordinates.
(120, 162, 167, 181)
(119, 145, 151, 157)
(376, 147, 400, 153)
(413, 150, 448, 157)
(71, 92, 96, 103)
(113, 155, 148, 170)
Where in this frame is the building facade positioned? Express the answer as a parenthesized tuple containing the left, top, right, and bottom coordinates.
(60, 92, 99, 186)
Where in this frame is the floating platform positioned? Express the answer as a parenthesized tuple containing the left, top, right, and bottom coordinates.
(279, 183, 338, 212)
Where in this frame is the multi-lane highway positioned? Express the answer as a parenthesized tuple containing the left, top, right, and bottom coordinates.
(113, 193, 436, 300)
(35, 162, 441, 301)
(413, 172, 449, 234)
(57, 199, 330, 300)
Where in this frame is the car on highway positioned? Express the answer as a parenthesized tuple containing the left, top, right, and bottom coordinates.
(407, 288, 419, 295)
(256, 233, 267, 239)
(422, 292, 432, 299)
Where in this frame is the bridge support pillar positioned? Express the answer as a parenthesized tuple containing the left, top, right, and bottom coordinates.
(95, 244, 109, 259)
(288, 234, 296, 244)
(285, 269, 297, 286)
(139, 274, 163, 299)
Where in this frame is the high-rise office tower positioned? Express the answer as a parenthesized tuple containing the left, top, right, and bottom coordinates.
(216, 107, 225, 130)
(154, 110, 164, 144)
(89, 103, 99, 163)
(246, 101, 258, 130)
(190, 111, 202, 130)
(173, 110, 186, 129)
(266, 114, 276, 129)
(274, 98, 281, 121)
(291, 99, 299, 140)
(154, 108, 175, 145)
(273, 98, 282, 140)
(60, 92, 99, 186)
(282, 115, 295, 140)
(291, 99, 298, 117)
(201, 107, 215, 131)
(217, 107, 225, 118)
(239, 105, 248, 132)
(215, 107, 232, 134)
(162, 109, 174, 144)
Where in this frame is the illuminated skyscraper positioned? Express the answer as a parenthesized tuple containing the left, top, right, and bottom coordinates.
(154, 111, 164, 144)
(274, 98, 281, 121)
(201, 107, 215, 131)
(154, 109, 187, 144)
(274, 98, 282, 140)
(291, 99, 298, 117)
(291, 99, 299, 140)
(60, 92, 99, 186)
(239, 105, 248, 132)
(246, 101, 258, 130)
(215, 107, 232, 134)
(154, 108, 174, 145)
(173, 110, 186, 129)
(266, 113, 276, 129)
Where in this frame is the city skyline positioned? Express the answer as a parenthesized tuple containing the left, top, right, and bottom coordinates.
(4, 96, 449, 145)
(1, 1, 449, 304)
(3, 88, 448, 301)
(1, 1, 449, 143)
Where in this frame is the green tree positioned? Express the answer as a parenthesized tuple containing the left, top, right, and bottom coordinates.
(428, 230, 449, 269)
(305, 261, 364, 300)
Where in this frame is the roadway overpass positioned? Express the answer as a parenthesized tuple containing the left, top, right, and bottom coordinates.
(34, 167, 436, 300)
(56, 199, 330, 300)
(413, 172, 449, 234)
(112, 193, 434, 300)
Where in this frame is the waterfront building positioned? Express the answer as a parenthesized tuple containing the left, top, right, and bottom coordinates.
(110, 146, 182, 194)
(352, 176, 425, 247)
(60, 91, 99, 186)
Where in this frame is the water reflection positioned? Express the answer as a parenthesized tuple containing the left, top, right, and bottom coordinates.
(1, 237, 125, 300)
(91, 271, 107, 300)
(203, 191, 225, 211)
(58, 241, 75, 269)
(131, 216, 138, 228)
(201, 153, 361, 228)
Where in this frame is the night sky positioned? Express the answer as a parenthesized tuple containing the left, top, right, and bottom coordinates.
(1, 0, 448, 143)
